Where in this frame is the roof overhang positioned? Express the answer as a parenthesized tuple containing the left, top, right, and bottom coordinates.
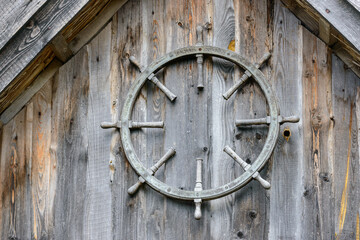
(0, 0, 359, 121)
(281, 0, 360, 77)
(0, 0, 127, 116)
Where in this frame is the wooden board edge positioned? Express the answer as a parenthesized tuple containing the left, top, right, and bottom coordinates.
(0, 60, 62, 125)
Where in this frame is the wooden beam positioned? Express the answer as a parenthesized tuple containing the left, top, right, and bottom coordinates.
(69, 0, 128, 54)
(0, 0, 47, 50)
(50, 35, 74, 63)
(332, 42, 360, 78)
(281, 0, 360, 79)
(347, 0, 360, 12)
(281, 0, 319, 34)
(305, 0, 360, 52)
(0, 59, 62, 125)
(0, 0, 129, 117)
(0, 0, 93, 95)
(318, 18, 331, 45)
(0, 46, 55, 113)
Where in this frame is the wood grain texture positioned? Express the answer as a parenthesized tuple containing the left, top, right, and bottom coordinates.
(52, 49, 89, 239)
(69, 0, 128, 54)
(347, 0, 360, 12)
(0, 59, 62, 125)
(0, 0, 90, 95)
(83, 23, 113, 240)
(142, 0, 165, 239)
(332, 54, 360, 240)
(0, 108, 29, 239)
(0, 0, 47, 50)
(0, 1, 360, 239)
(163, 0, 191, 238)
(301, 27, 334, 239)
(208, 0, 237, 239)
(280, 0, 360, 80)
(61, 0, 111, 42)
(232, 0, 272, 239)
(306, 0, 360, 52)
(0, 46, 55, 114)
(110, 1, 147, 239)
(0, 0, 129, 117)
(30, 79, 54, 239)
(268, 1, 304, 239)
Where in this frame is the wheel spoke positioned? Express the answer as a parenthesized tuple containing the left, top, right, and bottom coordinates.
(222, 52, 271, 100)
(128, 147, 176, 195)
(235, 117, 270, 126)
(129, 121, 164, 129)
(235, 115, 299, 127)
(101, 120, 164, 129)
(223, 146, 270, 189)
(196, 26, 204, 89)
(129, 56, 177, 101)
(194, 158, 203, 220)
(100, 121, 122, 129)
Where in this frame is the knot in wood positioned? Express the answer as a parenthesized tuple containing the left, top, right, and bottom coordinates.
(249, 210, 257, 219)
(311, 110, 322, 130)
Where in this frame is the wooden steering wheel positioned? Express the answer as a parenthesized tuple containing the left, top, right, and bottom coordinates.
(101, 44, 299, 219)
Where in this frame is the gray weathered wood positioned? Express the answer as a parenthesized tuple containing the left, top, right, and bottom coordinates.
(306, 0, 360, 52)
(83, 23, 113, 239)
(0, 1, 360, 239)
(347, 0, 360, 12)
(268, 1, 304, 239)
(232, 0, 273, 239)
(30, 79, 54, 239)
(0, 60, 62, 125)
(0, 0, 47, 50)
(142, 0, 166, 239)
(110, 0, 148, 239)
(208, 0, 237, 239)
(0, 0, 91, 94)
(332, 54, 360, 239)
(69, 0, 128, 54)
(281, 0, 360, 80)
(161, 0, 208, 238)
(301, 27, 334, 239)
(50, 35, 74, 63)
(52, 49, 89, 239)
(0, 108, 29, 239)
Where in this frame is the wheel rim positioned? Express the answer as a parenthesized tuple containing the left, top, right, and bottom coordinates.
(120, 46, 279, 200)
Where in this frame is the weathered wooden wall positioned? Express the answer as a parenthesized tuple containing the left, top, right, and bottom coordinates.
(0, 0, 360, 239)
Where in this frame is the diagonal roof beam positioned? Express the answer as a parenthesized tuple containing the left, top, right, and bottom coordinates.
(282, 0, 360, 78)
(0, 0, 48, 50)
(306, 0, 360, 52)
(0, 0, 95, 94)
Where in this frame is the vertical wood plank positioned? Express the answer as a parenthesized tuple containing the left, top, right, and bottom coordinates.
(269, 1, 304, 239)
(332, 54, 360, 240)
(30, 79, 54, 239)
(52, 49, 89, 239)
(24, 102, 33, 239)
(142, 0, 165, 239)
(110, 1, 148, 239)
(14, 107, 31, 239)
(209, 0, 236, 239)
(301, 27, 334, 239)
(0, 118, 12, 240)
(162, 0, 197, 239)
(2, 1, 360, 239)
(0, 108, 29, 239)
(141, 1, 169, 239)
(187, 1, 213, 238)
(232, 0, 273, 238)
(83, 23, 113, 240)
